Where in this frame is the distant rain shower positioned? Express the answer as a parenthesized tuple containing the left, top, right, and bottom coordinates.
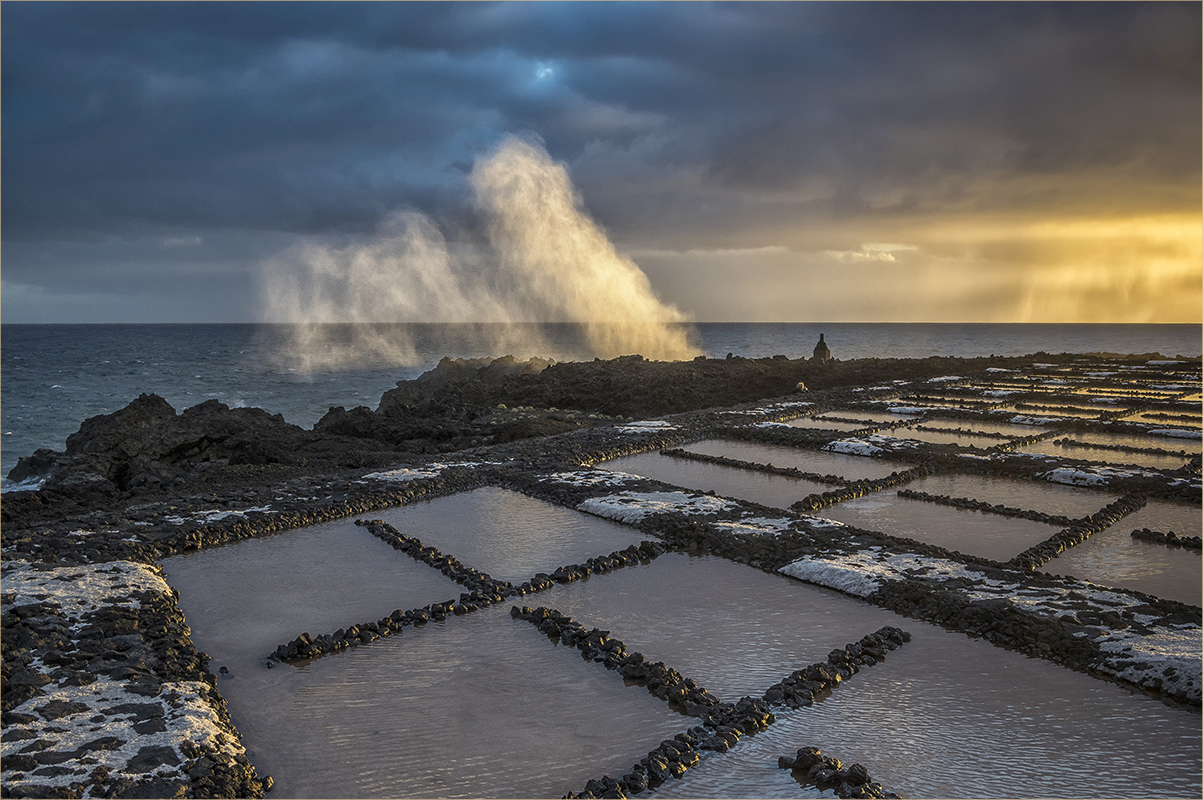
(261, 137, 699, 371)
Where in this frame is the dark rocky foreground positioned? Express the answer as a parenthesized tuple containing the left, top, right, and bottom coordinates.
(2, 350, 1200, 798)
(3, 351, 1035, 530)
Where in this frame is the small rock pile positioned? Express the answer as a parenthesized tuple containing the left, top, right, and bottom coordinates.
(659, 447, 846, 486)
(1130, 527, 1203, 550)
(792, 467, 934, 512)
(356, 518, 513, 596)
(778, 746, 898, 798)
(762, 626, 911, 708)
(509, 606, 723, 714)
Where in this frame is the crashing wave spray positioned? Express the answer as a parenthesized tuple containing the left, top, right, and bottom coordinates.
(261, 136, 698, 371)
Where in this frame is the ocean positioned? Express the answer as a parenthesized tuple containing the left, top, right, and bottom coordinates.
(2, 322, 1199, 486)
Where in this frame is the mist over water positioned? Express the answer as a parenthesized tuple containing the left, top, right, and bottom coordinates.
(261, 137, 699, 371)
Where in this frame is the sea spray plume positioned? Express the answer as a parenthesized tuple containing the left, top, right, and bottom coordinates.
(261, 211, 502, 372)
(260, 136, 699, 371)
(471, 136, 698, 361)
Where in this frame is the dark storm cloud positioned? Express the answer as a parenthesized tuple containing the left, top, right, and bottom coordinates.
(2, 1, 1199, 321)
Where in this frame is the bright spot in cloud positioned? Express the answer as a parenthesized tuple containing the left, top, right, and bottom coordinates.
(823, 243, 917, 262)
(535, 62, 555, 80)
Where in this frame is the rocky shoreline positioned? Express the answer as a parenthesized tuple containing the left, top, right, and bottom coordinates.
(2, 351, 1200, 798)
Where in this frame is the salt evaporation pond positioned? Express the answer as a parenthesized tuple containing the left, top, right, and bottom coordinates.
(162, 509, 681, 798)
(817, 411, 913, 424)
(683, 439, 912, 481)
(1019, 440, 1193, 471)
(159, 494, 1201, 799)
(876, 427, 1011, 447)
(1066, 430, 1203, 453)
(193, 602, 683, 798)
(1045, 499, 1202, 605)
(904, 473, 1118, 518)
(649, 613, 1202, 799)
(600, 452, 831, 510)
(939, 419, 1050, 437)
(162, 518, 464, 655)
(783, 417, 866, 432)
(541, 552, 904, 699)
(1129, 411, 1202, 427)
(808, 491, 1059, 562)
(366, 486, 647, 583)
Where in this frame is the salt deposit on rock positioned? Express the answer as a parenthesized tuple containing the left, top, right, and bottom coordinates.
(1040, 466, 1156, 487)
(712, 516, 794, 537)
(544, 470, 640, 487)
(164, 506, 273, 525)
(1149, 428, 1203, 439)
(577, 491, 736, 524)
(2, 560, 170, 609)
(1, 677, 247, 797)
(356, 467, 442, 483)
(616, 420, 680, 434)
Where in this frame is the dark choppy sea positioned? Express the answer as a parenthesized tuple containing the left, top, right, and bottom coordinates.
(3, 322, 1200, 487)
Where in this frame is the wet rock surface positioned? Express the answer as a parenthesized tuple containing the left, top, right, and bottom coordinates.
(2, 351, 1200, 797)
(779, 747, 898, 799)
(1130, 527, 1203, 550)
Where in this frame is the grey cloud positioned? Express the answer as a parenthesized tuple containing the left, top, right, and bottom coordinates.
(2, 1, 1198, 321)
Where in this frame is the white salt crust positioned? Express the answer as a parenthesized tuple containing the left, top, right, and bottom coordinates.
(823, 438, 885, 457)
(1148, 428, 1203, 439)
(1040, 466, 1156, 487)
(1010, 415, 1065, 426)
(1, 560, 250, 796)
(615, 420, 679, 434)
(576, 491, 736, 524)
(779, 549, 1202, 702)
(357, 467, 442, 483)
(164, 506, 273, 525)
(2, 561, 170, 609)
(712, 517, 794, 537)
(2, 678, 246, 797)
(544, 470, 640, 487)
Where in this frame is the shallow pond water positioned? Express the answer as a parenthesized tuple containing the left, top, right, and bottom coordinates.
(1044, 530, 1200, 605)
(810, 491, 1059, 562)
(160, 510, 1200, 799)
(816, 410, 913, 424)
(905, 473, 1117, 518)
(540, 552, 907, 700)
(1018, 440, 1191, 471)
(1128, 411, 1203, 428)
(162, 519, 464, 659)
(876, 426, 1009, 447)
(1062, 429, 1202, 454)
(600, 452, 831, 510)
(366, 486, 647, 583)
(783, 417, 866, 432)
(650, 614, 1202, 799)
(929, 419, 1049, 437)
(203, 604, 685, 797)
(1043, 498, 1202, 606)
(682, 440, 912, 481)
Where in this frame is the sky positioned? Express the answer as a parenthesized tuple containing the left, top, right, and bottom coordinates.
(2, 1, 1200, 324)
